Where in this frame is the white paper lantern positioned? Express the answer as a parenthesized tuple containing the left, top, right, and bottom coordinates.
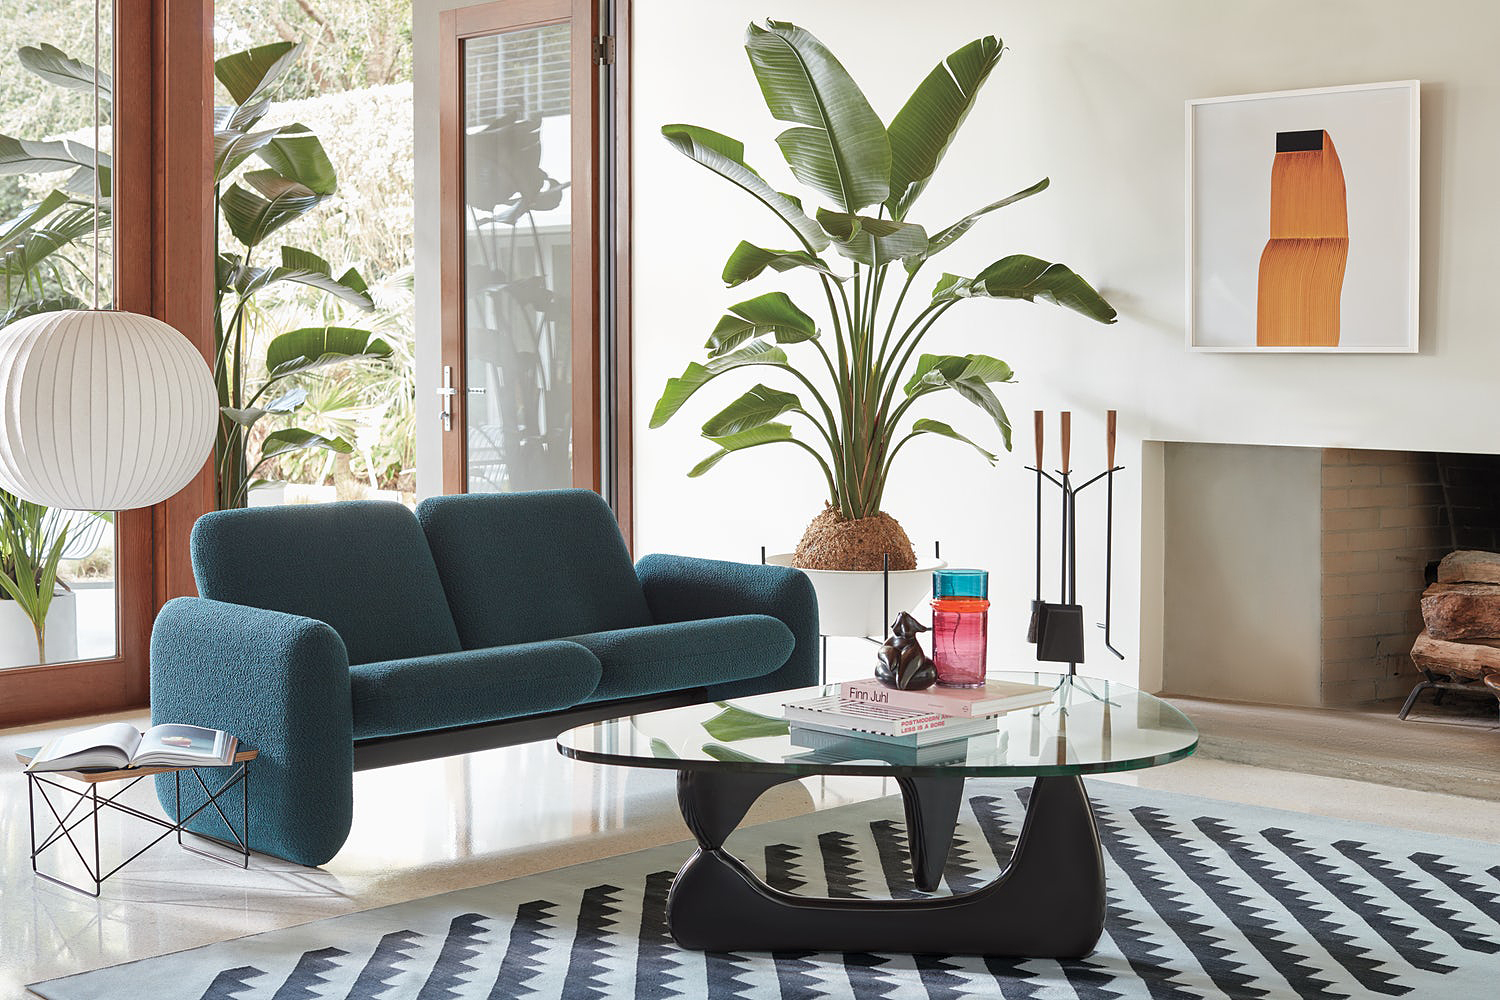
(0, 309, 217, 511)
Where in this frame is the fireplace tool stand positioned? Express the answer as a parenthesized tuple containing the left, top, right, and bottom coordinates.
(1025, 410, 1125, 686)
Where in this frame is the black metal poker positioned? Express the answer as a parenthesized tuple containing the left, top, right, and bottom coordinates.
(1024, 410, 1126, 675)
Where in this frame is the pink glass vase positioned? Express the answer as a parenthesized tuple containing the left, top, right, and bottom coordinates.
(930, 596, 989, 688)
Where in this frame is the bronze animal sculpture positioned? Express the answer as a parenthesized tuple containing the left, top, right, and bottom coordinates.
(876, 612, 936, 690)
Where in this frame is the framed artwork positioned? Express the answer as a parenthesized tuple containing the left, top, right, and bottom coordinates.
(1186, 80, 1420, 352)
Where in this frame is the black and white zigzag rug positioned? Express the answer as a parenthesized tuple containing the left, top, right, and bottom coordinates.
(31, 779, 1500, 999)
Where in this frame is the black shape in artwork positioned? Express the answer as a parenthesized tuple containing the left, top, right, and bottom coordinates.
(875, 612, 937, 690)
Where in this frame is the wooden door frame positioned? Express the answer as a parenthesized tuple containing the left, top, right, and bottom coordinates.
(606, 0, 633, 549)
(437, 0, 617, 508)
(0, 0, 214, 727)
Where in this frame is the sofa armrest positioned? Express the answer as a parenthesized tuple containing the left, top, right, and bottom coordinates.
(635, 554, 819, 699)
(150, 597, 354, 866)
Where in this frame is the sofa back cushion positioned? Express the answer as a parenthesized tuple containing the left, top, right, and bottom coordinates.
(416, 490, 652, 647)
(191, 501, 462, 665)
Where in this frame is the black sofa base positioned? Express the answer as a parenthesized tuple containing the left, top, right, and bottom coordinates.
(351, 689, 707, 771)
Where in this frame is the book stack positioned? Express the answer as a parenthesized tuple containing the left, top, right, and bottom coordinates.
(782, 678, 1055, 764)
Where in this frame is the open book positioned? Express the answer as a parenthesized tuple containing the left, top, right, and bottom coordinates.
(24, 722, 237, 772)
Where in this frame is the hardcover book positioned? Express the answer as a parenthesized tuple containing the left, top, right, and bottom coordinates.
(22, 722, 236, 773)
(782, 695, 1000, 742)
(836, 678, 1055, 718)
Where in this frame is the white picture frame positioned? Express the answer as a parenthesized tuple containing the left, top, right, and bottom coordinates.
(1186, 80, 1420, 353)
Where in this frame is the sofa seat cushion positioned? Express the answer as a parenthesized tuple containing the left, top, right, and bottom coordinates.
(349, 640, 602, 740)
(572, 615, 794, 703)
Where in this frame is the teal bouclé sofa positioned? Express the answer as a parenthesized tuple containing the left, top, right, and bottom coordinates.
(150, 490, 817, 866)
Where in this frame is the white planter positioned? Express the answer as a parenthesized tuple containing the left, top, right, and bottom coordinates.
(247, 481, 288, 507)
(768, 553, 946, 638)
(0, 589, 78, 668)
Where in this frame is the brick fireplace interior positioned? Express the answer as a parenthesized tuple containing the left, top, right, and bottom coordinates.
(1160, 443, 1500, 708)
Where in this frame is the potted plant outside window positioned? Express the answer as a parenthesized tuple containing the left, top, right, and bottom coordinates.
(0, 490, 75, 666)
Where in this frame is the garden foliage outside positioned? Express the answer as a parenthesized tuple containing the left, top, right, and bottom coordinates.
(1, 5, 417, 509)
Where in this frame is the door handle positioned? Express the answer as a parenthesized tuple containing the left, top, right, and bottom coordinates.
(439, 365, 456, 431)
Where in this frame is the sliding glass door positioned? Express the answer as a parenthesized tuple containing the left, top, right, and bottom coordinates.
(439, 0, 602, 495)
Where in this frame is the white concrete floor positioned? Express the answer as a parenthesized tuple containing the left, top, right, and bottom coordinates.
(4, 675, 1500, 996)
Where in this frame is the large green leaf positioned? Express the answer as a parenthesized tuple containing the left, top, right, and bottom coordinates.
(0, 135, 109, 195)
(903, 353, 1015, 449)
(689, 422, 795, 477)
(936, 254, 1117, 323)
(215, 42, 302, 130)
(651, 340, 789, 427)
(816, 210, 927, 267)
(258, 427, 352, 461)
(701, 384, 805, 437)
(722, 241, 843, 287)
(264, 326, 392, 380)
(907, 418, 997, 464)
(0, 191, 69, 248)
(701, 743, 765, 764)
(915, 178, 1049, 270)
(902, 352, 1014, 394)
(744, 19, 889, 213)
(662, 125, 828, 251)
(886, 36, 1004, 219)
(234, 246, 374, 309)
(19, 44, 110, 99)
(705, 291, 818, 357)
(219, 388, 306, 430)
(0, 205, 103, 279)
(702, 702, 790, 741)
(220, 172, 326, 249)
(214, 125, 286, 183)
(257, 125, 337, 195)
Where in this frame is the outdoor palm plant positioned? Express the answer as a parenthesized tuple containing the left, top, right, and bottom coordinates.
(652, 21, 1117, 570)
(212, 42, 392, 508)
(0, 489, 68, 663)
(0, 40, 394, 510)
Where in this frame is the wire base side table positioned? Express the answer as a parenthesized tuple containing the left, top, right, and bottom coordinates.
(19, 746, 257, 898)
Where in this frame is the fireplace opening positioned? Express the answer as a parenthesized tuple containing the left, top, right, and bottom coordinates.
(1161, 444, 1500, 714)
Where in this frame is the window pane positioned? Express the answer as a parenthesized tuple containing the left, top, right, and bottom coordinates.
(462, 25, 573, 493)
(213, 2, 417, 509)
(0, 1, 117, 669)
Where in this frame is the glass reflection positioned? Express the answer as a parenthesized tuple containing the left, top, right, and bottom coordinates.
(462, 25, 572, 492)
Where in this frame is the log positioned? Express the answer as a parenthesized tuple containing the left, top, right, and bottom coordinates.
(1436, 550, 1500, 586)
(1410, 629, 1500, 680)
(1421, 582, 1500, 640)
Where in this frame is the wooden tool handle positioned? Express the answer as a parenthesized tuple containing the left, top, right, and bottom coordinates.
(1060, 411, 1071, 474)
(1106, 410, 1117, 468)
(1033, 410, 1044, 467)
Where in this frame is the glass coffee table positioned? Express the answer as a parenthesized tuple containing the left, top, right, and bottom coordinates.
(557, 671, 1197, 958)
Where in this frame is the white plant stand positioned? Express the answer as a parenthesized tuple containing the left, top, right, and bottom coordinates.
(765, 549, 945, 682)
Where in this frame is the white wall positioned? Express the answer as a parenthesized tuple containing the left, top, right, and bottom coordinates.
(630, 0, 1500, 688)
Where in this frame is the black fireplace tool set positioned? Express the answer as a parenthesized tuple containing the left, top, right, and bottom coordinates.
(1026, 409, 1125, 676)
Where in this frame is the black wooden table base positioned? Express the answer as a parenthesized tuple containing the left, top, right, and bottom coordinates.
(665, 771, 1106, 958)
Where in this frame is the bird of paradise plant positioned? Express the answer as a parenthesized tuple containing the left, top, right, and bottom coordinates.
(651, 21, 1117, 569)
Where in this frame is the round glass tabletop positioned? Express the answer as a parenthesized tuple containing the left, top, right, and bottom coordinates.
(557, 672, 1198, 778)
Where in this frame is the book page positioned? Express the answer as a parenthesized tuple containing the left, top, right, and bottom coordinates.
(30, 722, 141, 769)
(136, 724, 227, 764)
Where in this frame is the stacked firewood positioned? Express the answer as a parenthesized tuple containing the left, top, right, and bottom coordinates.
(1412, 551, 1500, 695)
